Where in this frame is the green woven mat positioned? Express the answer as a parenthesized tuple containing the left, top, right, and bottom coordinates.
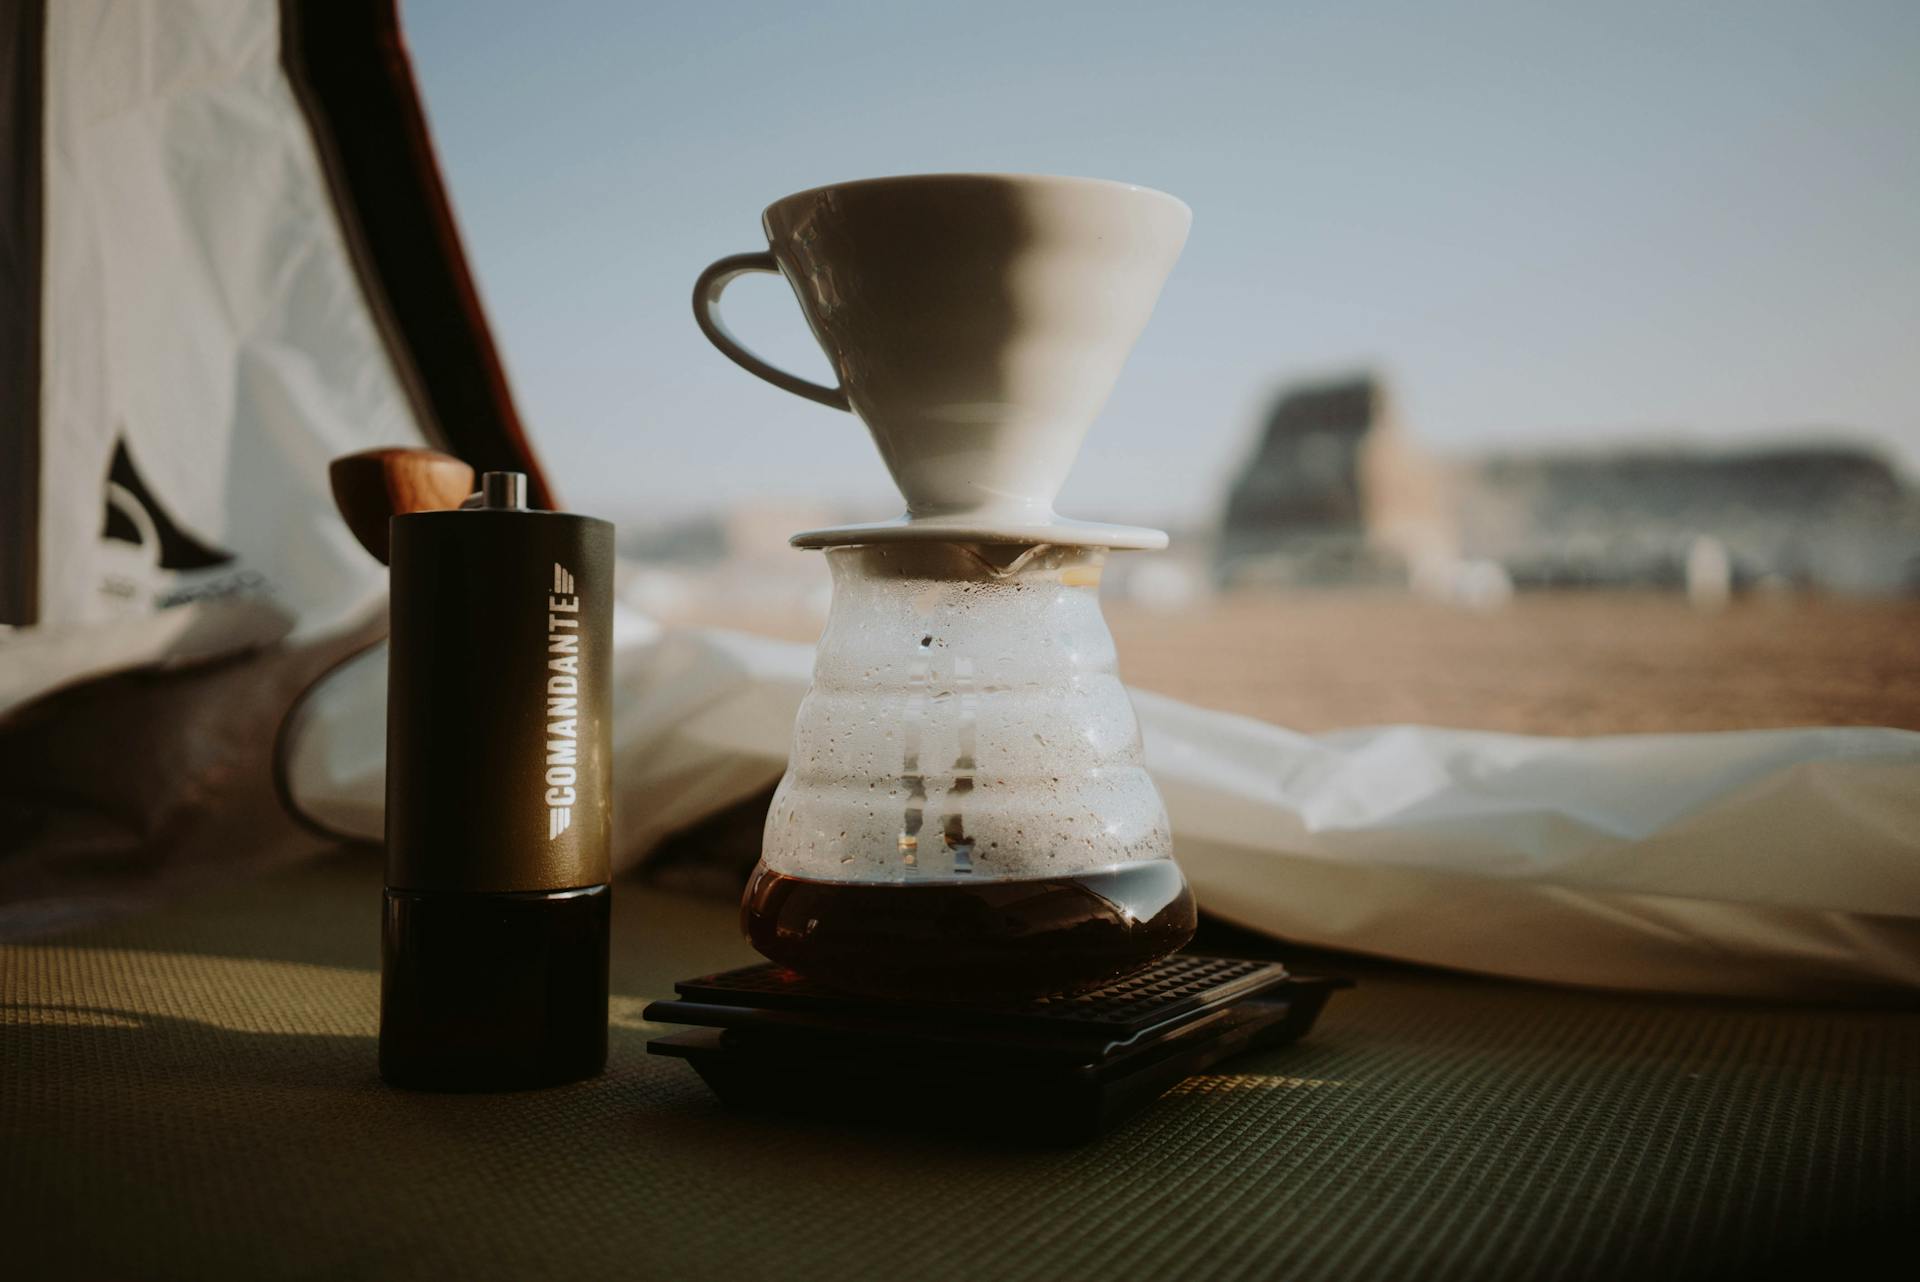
(2, 850, 1913, 1282)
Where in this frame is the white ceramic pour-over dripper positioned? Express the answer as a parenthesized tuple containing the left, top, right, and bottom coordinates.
(693, 173, 1190, 549)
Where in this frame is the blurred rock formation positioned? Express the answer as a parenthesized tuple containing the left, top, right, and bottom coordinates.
(1218, 373, 1920, 596)
(1217, 375, 1458, 589)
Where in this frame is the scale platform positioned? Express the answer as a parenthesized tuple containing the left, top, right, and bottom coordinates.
(644, 955, 1350, 1144)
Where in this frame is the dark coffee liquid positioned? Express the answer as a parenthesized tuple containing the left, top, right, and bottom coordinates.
(741, 859, 1197, 1001)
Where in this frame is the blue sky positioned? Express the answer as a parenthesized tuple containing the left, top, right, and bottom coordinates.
(404, 0, 1920, 526)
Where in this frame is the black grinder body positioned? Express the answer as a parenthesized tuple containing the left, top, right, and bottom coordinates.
(380, 495, 614, 1090)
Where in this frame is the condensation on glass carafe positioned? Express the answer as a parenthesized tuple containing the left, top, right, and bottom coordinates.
(744, 542, 1194, 999)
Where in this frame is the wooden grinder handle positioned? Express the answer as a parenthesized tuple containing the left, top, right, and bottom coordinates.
(328, 448, 475, 565)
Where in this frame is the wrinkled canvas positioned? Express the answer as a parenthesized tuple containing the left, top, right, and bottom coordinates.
(284, 615, 1920, 999)
(4, 0, 421, 717)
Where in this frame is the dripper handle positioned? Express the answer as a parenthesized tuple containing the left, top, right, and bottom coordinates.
(692, 252, 852, 412)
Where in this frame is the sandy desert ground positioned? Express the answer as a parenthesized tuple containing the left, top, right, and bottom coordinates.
(673, 592, 1920, 736)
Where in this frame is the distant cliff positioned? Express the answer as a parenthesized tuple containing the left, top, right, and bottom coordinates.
(1461, 445, 1918, 592)
(1217, 375, 1455, 587)
(1221, 372, 1443, 587)
(1218, 373, 1920, 594)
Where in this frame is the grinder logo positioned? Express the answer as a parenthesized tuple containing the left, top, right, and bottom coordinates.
(545, 562, 582, 840)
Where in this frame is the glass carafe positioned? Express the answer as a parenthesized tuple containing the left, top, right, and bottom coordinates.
(743, 541, 1195, 999)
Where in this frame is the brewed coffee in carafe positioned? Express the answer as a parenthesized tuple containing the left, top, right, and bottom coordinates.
(690, 173, 1196, 999)
(744, 543, 1194, 1000)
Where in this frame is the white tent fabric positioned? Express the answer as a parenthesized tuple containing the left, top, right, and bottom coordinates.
(284, 608, 1920, 1000)
(2, 0, 425, 716)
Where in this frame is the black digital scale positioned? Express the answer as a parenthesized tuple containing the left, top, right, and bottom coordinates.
(645, 955, 1349, 1143)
